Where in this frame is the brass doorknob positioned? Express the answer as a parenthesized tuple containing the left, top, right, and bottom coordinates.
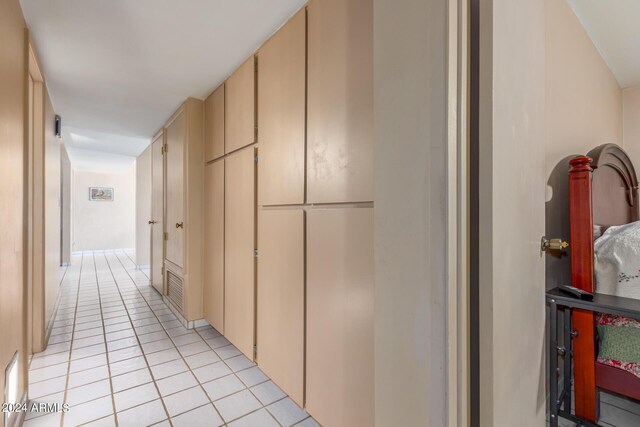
(148, 220, 157, 225)
(176, 222, 184, 229)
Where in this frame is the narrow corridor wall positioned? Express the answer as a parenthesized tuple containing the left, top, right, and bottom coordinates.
(0, 0, 27, 419)
(73, 163, 136, 252)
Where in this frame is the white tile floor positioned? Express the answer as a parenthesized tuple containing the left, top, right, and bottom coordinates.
(25, 250, 320, 427)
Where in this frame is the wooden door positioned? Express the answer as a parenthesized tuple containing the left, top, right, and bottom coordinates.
(307, 0, 373, 203)
(306, 207, 374, 427)
(225, 57, 255, 154)
(258, 9, 306, 206)
(257, 209, 304, 405)
(151, 132, 164, 293)
(204, 160, 225, 333)
(165, 110, 185, 268)
(205, 84, 225, 162)
(224, 146, 256, 359)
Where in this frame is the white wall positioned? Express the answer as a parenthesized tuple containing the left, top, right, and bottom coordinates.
(374, 0, 450, 425)
(136, 146, 152, 267)
(623, 87, 640, 167)
(544, 0, 624, 290)
(73, 163, 136, 252)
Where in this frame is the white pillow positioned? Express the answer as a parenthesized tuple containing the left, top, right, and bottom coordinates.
(594, 220, 640, 299)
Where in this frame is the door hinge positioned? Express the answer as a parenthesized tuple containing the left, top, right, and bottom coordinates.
(164, 232, 168, 241)
(162, 144, 168, 154)
(253, 345, 258, 358)
(254, 125, 258, 138)
(254, 153, 258, 163)
(254, 249, 258, 258)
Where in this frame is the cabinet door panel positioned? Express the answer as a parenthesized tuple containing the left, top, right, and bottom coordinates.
(225, 57, 255, 154)
(165, 110, 185, 267)
(204, 160, 225, 333)
(151, 132, 165, 293)
(205, 84, 225, 162)
(306, 207, 374, 427)
(307, 0, 373, 203)
(224, 146, 255, 358)
(258, 9, 306, 206)
(257, 209, 304, 405)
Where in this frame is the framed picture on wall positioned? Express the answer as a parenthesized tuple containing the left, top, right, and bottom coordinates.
(89, 187, 114, 201)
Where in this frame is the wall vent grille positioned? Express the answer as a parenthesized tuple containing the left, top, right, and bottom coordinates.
(167, 270, 184, 314)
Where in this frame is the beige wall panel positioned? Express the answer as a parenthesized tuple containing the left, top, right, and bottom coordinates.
(165, 110, 185, 268)
(257, 210, 304, 405)
(151, 133, 165, 294)
(306, 207, 374, 427)
(258, 9, 306, 206)
(43, 89, 61, 340)
(307, 0, 373, 203)
(0, 0, 26, 417)
(225, 57, 255, 154)
(204, 160, 225, 333)
(205, 84, 225, 162)
(224, 146, 256, 358)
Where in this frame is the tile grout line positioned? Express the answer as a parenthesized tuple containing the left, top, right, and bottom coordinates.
(110, 250, 228, 426)
(100, 250, 173, 426)
(60, 252, 84, 427)
(92, 251, 120, 427)
(114, 250, 295, 427)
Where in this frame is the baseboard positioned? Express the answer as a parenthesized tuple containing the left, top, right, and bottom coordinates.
(136, 264, 150, 270)
(9, 390, 28, 427)
(161, 295, 210, 330)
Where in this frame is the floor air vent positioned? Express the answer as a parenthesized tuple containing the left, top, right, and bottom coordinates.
(166, 270, 184, 314)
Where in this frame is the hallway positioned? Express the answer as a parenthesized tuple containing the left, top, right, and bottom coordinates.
(25, 251, 318, 427)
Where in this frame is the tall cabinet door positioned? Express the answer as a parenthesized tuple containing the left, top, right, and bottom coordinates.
(204, 160, 225, 333)
(225, 57, 255, 154)
(258, 8, 306, 206)
(150, 132, 165, 294)
(306, 207, 374, 427)
(165, 110, 185, 268)
(307, 0, 373, 203)
(257, 210, 305, 405)
(224, 146, 256, 359)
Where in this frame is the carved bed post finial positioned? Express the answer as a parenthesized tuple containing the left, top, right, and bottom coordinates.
(568, 154, 597, 422)
(569, 155, 594, 174)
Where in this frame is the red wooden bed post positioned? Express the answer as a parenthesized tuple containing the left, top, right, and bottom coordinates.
(568, 155, 598, 421)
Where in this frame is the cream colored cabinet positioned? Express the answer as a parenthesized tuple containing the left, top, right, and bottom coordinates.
(306, 207, 374, 427)
(257, 210, 304, 405)
(204, 159, 225, 333)
(224, 145, 256, 359)
(163, 98, 205, 321)
(258, 9, 306, 206)
(205, 84, 225, 162)
(225, 57, 256, 154)
(150, 131, 165, 294)
(165, 111, 185, 267)
(307, 0, 373, 203)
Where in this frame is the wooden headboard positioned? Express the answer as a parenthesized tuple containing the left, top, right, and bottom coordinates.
(588, 144, 639, 227)
(568, 143, 639, 421)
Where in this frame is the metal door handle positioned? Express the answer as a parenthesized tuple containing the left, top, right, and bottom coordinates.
(148, 220, 157, 225)
(176, 222, 184, 229)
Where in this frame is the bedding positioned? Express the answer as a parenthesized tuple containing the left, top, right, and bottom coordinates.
(594, 221, 640, 378)
(597, 313, 640, 379)
(594, 220, 640, 299)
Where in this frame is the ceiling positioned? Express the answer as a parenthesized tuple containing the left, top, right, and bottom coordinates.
(20, 0, 306, 170)
(568, 0, 640, 89)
